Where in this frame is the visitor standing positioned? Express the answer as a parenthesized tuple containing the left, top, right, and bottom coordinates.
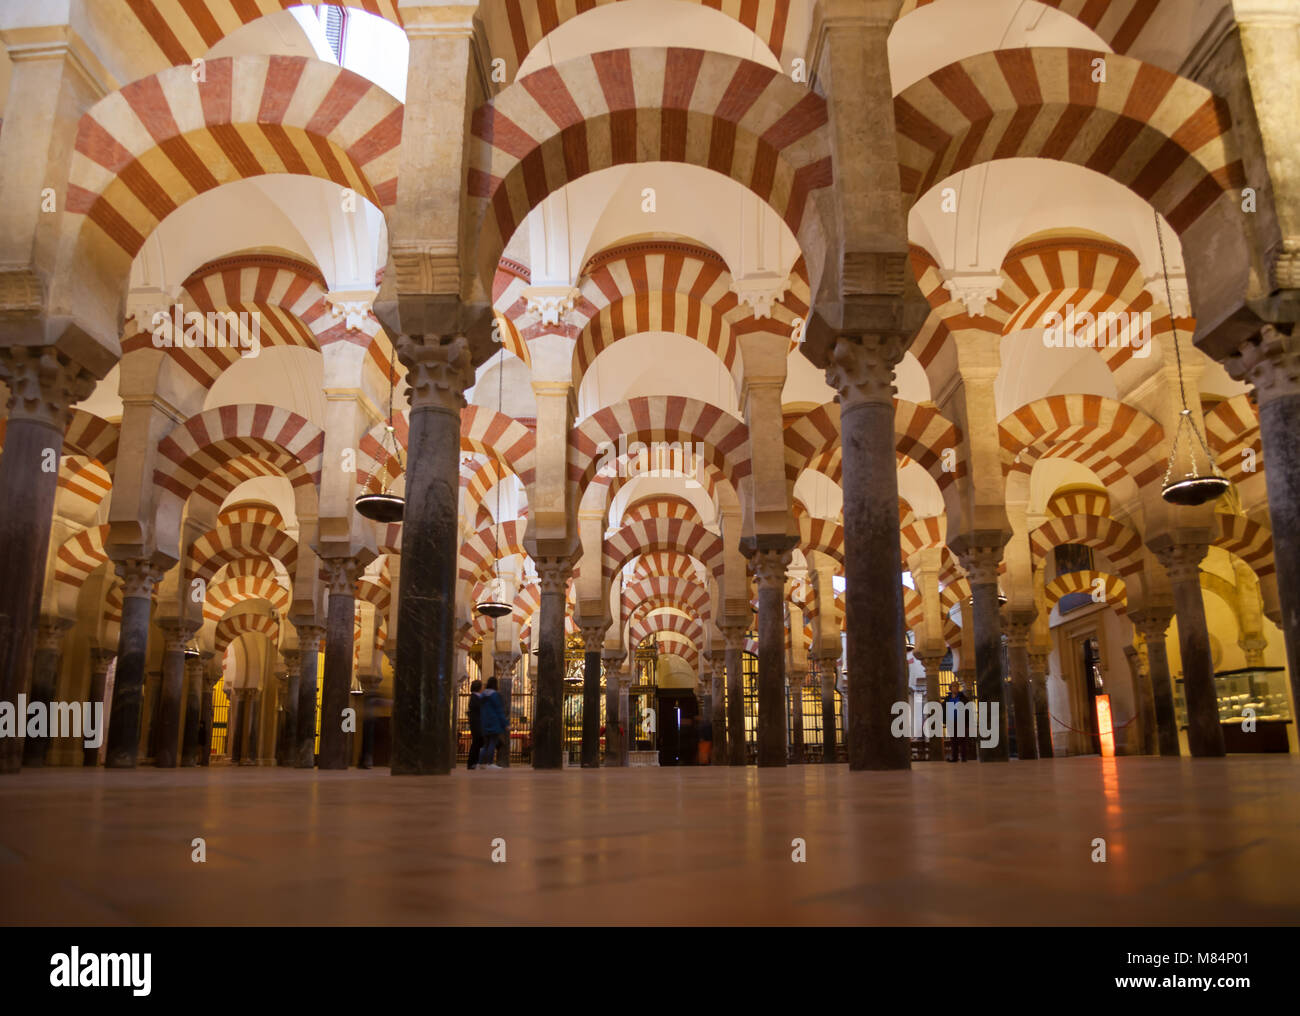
(478, 676, 509, 769)
(466, 679, 483, 770)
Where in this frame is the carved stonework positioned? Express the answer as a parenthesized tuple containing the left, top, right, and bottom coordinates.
(158, 619, 201, 653)
(953, 542, 1003, 587)
(324, 290, 378, 331)
(295, 623, 326, 653)
(1225, 324, 1300, 407)
(534, 556, 573, 595)
(1002, 612, 1035, 649)
(35, 617, 73, 653)
(824, 333, 906, 409)
(1143, 272, 1192, 318)
(1131, 607, 1174, 643)
(522, 285, 580, 328)
(842, 250, 908, 298)
(940, 271, 1004, 317)
(719, 624, 748, 651)
(730, 273, 792, 319)
(494, 652, 521, 681)
(281, 649, 302, 672)
(90, 648, 116, 676)
(579, 624, 606, 654)
(0, 346, 97, 429)
(396, 333, 474, 412)
(0, 267, 43, 317)
(750, 547, 793, 590)
(389, 243, 461, 296)
(1150, 538, 1208, 586)
(114, 558, 165, 599)
(321, 557, 364, 597)
(1272, 240, 1300, 292)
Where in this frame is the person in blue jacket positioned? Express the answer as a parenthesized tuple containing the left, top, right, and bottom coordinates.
(478, 676, 509, 769)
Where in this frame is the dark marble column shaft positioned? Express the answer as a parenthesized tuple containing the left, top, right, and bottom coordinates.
(199, 670, 219, 766)
(601, 651, 625, 765)
(788, 672, 805, 764)
(0, 349, 93, 774)
(155, 621, 196, 768)
(1133, 610, 1179, 757)
(105, 560, 163, 769)
(709, 651, 727, 765)
(276, 650, 300, 766)
(825, 334, 909, 771)
(22, 619, 71, 767)
(750, 548, 792, 767)
(722, 627, 746, 765)
(243, 690, 262, 765)
(916, 650, 945, 761)
(319, 558, 362, 770)
(953, 539, 1009, 762)
(391, 335, 471, 775)
(229, 689, 246, 763)
(1152, 540, 1224, 757)
(493, 652, 518, 769)
(532, 557, 571, 770)
(85, 649, 115, 767)
(580, 626, 605, 768)
(817, 655, 839, 763)
(295, 626, 323, 767)
(181, 655, 204, 766)
(1004, 614, 1038, 760)
(1027, 651, 1054, 759)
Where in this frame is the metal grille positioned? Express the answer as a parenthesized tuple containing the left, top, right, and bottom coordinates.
(210, 681, 229, 756)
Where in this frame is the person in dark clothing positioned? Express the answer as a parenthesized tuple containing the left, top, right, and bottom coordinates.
(944, 681, 971, 762)
(478, 676, 509, 769)
(466, 679, 483, 770)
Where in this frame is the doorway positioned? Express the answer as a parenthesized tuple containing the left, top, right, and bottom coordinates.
(656, 691, 699, 765)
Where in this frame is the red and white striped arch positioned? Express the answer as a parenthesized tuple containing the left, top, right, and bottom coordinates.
(65, 56, 401, 289)
(154, 404, 324, 508)
(621, 575, 711, 626)
(204, 559, 292, 622)
(1214, 512, 1274, 579)
(1045, 486, 1112, 519)
(619, 494, 701, 527)
(215, 611, 280, 654)
(459, 519, 528, 586)
(54, 524, 111, 597)
(1028, 514, 1144, 577)
(897, 1, 1161, 55)
(121, 1, 403, 69)
(894, 49, 1244, 236)
(999, 394, 1165, 490)
(1045, 569, 1128, 615)
(189, 514, 299, 585)
(900, 514, 945, 562)
(603, 516, 724, 582)
(632, 550, 703, 584)
(798, 516, 844, 566)
(569, 396, 751, 502)
(629, 609, 704, 651)
(1202, 395, 1262, 486)
(469, 48, 833, 296)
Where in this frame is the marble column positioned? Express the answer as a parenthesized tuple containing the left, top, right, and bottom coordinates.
(22, 618, 72, 767)
(105, 558, 164, 769)
(617, 671, 632, 766)
(721, 624, 747, 765)
(532, 556, 572, 770)
(1226, 328, 1300, 715)
(155, 620, 198, 768)
(824, 334, 910, 771)
(1151, 538, 1224, 757)
(1132, 608, 1180, 757)
(295, 625, 324, 768)
(358, 672, 381, 769)
(952, 539, 1010, 762)
(228, 688, 246, 764)
(84, 648, 115, 767)
(814, 653, 839, 763)
(788, 668, 806, 764)
(1003, 612, 1038, 760)
(243, 689, 262, 765)
(709, 649, 727, 765)
(750, 546, 793, 767)
(319, 557, 363, 770)
(493, 651, 520, 768)
(915, 649, 946, 761)
(602, 650, 626, 766)
(579, 624, 606, 768)
(277, 649, 301, 766)
(0, 348, 95, 774)
(1124, 644, 1155, 756)
(199, 668, 219, 767)
(181, 652, 205, 766)
(1026, 650, 1054, 759)
(391, 335, 472, 776)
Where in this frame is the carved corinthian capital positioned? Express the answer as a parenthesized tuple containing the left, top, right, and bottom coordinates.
(1225, 324, 1300, 408)
(396, 334, 474, 413)
(0, 346, 98, 430)
(824, 333, 906, 409)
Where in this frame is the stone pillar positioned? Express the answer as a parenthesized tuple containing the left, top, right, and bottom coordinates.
(579, 624, 606, 768)
(915, 648, 946, 761)
(815, 652, 840, 763)
(154, 620, 198, 768)
(0, 348, 95, 774)
(1151, 537, 1225, 757)
(391, 335, 472, 775)
(181, 652, 205, 766)
(602, 650, 626, 766)
(709, 649, 727, 765)
(105, 559, 164, 769)
(493, 651, 520, 768)
(277, 649, 301, 766)
(199, 668, 219, 767)
(295, 625, 324, 768)
(532, 556, 572, 770)
(952, 538, 1010, 762)
(228, 688, 246, 764)
(319, 558, 363, 770)
(358, 671, 382, 769)
(22, 618, 72, 767)
(721, 624, 748, 765)
(824, 334, 910, 771)
(1124, 644, 1154, 756)
(1002, 612, 1038, 760)
(85, 648, 115, 767)
(1026, 650, 1054, 759)
(750, 547, 793, 767)
(1226, 327, 1300, 721)
(1132, 608, 1180, 757)
(618, 671, 632, 766)
(242, 689, 262, 765)
(788, 668, 806, 764)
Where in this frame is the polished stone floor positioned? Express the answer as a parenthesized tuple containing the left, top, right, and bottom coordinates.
(1, 757, 1297, 925)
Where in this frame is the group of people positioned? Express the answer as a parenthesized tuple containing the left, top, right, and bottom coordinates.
(465, 678, 510, 770)
(942, 680, 973, 762)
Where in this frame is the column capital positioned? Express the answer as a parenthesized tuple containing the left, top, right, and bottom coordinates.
(788, 669, 807, 689)
(1149, 534, 1209, 584)
(294, 623, 326, 652)
(157, 618, 201, 652)
(1224, 324, 1300, 407)
(320, 557, 365, 596)
(748, 545, 793, 590)
(395, 333, 474, 413)
(35, 616, 74, 651)
(950, 531, 1007, 586)
(534, 555, 575, 594)
(914, 648, 946, 673)
(719, 623, 748, 650)
(89, 647, 116, 674)
(113, 557, 166, 599)
(1026, 651, 1050, 678)
(0, 345, 98, 431)
(824, 332, 906, 409)
(1131, 606, 1175, 641)
(579, 623, 608, 654)
(1002, 610, 1036, 648)
(280, 648, 302, 671)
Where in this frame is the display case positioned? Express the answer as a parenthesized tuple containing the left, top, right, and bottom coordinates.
(1176, 666, 1292, 753)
